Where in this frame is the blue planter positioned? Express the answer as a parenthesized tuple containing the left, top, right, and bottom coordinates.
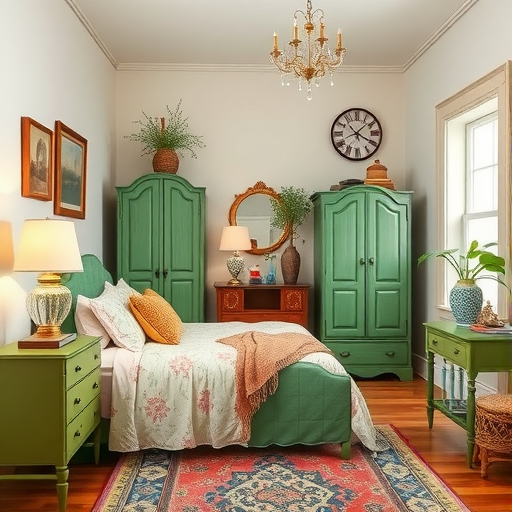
(449, 280, 483, 326)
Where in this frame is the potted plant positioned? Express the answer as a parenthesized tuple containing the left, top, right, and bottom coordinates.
(418, 240, 507, 326)
(126, 99, 205, 174)
(270, 186, 313, 284)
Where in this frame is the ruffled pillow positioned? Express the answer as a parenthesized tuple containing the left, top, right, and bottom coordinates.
(75, 294, 111, 349)
(89, 279, 145, 351)
(129, 289, 183, 345)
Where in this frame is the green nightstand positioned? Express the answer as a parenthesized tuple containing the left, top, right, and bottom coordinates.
(0, 335, 101, 512)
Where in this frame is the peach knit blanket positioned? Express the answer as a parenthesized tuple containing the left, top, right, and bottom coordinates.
(217, 330, 334, 441)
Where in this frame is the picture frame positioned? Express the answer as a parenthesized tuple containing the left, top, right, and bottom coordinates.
(21, 117, 54, 201)
(54, 121, 88, 220)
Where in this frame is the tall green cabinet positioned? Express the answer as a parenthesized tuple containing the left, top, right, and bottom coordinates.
(117, 173, 206, 322)
(312, 185, 413, 381)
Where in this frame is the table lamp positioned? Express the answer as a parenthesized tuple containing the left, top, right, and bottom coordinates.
(13, 219, 83, 339)
(219, 226, 251, 285)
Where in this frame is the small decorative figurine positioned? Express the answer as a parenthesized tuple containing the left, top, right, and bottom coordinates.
(249, 265, 262, 284)
(264, 253, 277, 285)
(476, 300, 504, 327)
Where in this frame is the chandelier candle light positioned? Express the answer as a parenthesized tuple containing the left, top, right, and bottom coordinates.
(270, 0, 346, 100)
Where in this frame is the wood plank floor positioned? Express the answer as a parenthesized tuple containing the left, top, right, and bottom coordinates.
(0, 375, 511, 511)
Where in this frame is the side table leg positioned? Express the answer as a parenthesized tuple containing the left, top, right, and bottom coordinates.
(55, 465, 69, 512)
(427, 350, 434, 428)
(466, 372, 477, 468)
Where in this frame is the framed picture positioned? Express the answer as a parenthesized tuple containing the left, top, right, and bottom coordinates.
(54, 121, 87, 219)
(21, 117, 54, 201)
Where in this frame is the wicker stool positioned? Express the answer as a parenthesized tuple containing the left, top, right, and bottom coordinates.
(473, 394, 512, 478)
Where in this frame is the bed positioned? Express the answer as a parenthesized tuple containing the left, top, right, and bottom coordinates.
(61, 254, 381, 458)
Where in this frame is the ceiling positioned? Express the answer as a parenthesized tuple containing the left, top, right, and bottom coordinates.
(67, 0, 478, 72)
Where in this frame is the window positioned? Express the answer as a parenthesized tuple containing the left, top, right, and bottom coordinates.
(436, 63, 511, 319)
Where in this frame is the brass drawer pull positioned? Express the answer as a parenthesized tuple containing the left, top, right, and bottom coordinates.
(453, 348, 460, 355)
(385, 351, 395, 356)
(74, 397, 81, 405)
(75, 365, 82, 373)
(340, 351, 350, 357)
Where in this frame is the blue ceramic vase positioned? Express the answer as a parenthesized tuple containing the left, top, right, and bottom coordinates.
(449, 279, 483, 326)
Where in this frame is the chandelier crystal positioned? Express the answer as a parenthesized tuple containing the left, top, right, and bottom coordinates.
(270, 0, 346, 100)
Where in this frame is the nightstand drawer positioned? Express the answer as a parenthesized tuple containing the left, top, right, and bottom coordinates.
(427, 332, 445, 353)
(443, 338, 467, 366)
(66, 395, 101, 460)
(66, 343, 101, 388)
(66, 370, 100, 422)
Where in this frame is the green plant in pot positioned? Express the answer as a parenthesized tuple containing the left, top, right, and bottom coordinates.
(418, 240, 507, 326)
(126, 99, 205, 174)
(270, 186, 313, 285)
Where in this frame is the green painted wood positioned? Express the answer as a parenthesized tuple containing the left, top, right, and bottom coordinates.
(0, 335, 101, 512)
(117, 173, 206, 322)
(312, 185, 412, 381)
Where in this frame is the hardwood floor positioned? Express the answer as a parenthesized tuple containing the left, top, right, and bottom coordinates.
(0, 375, 511, 511)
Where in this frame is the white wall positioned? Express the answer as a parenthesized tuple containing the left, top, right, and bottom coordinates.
(0, 0, 116, 343)
(404, 0, 512, 382)
(116, 70, 406, 323)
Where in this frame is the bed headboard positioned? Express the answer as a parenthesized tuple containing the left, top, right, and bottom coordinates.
(61, 254, 114, 334)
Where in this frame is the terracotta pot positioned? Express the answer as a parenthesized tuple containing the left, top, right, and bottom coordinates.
(152, 148, 179, 174)
(281, 243, 300, 285)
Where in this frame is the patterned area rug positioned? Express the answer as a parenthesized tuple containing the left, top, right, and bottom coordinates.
(93, 425, 469, 511)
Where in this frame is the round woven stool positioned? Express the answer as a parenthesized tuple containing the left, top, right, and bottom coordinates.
(473, 394, 512, 478)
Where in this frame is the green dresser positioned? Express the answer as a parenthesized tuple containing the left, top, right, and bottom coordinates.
(117, 173, 206, 322)
(0, 335, 101, 512)
(313, 185, 413, 381)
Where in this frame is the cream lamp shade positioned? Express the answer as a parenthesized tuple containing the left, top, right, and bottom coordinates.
(14, 219, 83, 339)
(219, 226, 251, 285)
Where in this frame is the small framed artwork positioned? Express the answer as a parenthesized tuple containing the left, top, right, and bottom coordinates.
(21, 117, 54, 201)
(54, 121, 88, 219)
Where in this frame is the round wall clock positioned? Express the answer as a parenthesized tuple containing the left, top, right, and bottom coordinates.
(331, 108, 382, 161)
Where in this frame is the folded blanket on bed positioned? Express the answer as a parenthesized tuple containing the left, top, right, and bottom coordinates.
(217, 331, 334, 441)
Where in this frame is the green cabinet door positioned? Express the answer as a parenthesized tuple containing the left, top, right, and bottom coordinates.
(117, 174, 205, 322)
(313, 185, 412, 380)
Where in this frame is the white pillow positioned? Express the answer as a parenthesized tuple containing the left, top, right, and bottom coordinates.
(75, 294, 111, 349)
(89, 279, 145, 352)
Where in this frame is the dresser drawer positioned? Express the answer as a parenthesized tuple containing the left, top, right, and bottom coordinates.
(442, 338, 467, 366)
(66, 343, 101, 388)
(66, 395, 101, 460)
(427, 332, 445, 353)
(66, 369, 100, 422)
(328, 342, 408, 365)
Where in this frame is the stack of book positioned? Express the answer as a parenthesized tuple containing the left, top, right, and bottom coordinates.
(18, 332, 77, 349)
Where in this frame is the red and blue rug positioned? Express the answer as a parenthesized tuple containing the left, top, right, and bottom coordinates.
(93, 425, 469, 511)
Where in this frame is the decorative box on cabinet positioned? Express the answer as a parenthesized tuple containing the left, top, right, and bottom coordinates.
(214, 282, 309, 328)
(117, 173, 206, 322)
(0, 335, 101, 512)
(312, 185, 413, 381)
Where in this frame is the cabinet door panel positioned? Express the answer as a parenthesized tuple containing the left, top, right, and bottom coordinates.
(366, 194, 408, 337)
(325, 196, 365, 337)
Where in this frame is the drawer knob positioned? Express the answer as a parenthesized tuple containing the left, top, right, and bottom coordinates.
(75, 365, 82, 373)
(74, 430, 81, 438)
(432, 339, 438, 345)
(454, 348, 460, 355)
(340, 351, 350, 357)
(359, 258, 366, 265)
(93, 382, 99, 389)
(74, 397, 81, 405)
(94, 354, 99, 360)
(386, 351, 395, 357)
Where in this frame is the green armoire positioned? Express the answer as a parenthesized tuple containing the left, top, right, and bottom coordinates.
(312, 185, 413, 381)
(117, 173, 206, 322)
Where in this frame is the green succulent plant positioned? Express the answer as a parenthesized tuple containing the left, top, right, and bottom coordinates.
(418, 240, 507, 287)
(126, 99, 205, 158)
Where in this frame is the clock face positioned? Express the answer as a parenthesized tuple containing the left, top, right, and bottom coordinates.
(331, 108, 382, 161)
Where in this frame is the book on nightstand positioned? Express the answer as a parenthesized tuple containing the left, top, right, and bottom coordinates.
(18, 332, 77, 349)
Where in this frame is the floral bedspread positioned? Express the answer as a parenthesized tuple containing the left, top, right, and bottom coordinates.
(108, 321, 381, 452)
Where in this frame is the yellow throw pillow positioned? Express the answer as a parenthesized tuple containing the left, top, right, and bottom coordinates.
(129, 289, 183, 345)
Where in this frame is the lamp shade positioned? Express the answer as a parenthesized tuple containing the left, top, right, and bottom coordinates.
(14, 219, 83, 273)
(219, 226, 252, 251)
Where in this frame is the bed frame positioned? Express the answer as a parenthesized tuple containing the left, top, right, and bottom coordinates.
(62, 254, 352, 458)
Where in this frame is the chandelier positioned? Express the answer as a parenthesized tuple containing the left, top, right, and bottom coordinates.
(270, 0, 346, 100)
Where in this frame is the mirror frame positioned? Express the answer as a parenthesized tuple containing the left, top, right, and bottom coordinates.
(228, 181, 290, 255)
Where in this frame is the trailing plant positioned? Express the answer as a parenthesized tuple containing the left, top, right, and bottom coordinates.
(270, 186, 313, 246)
(417, 240, 507, 287)
(126, 99, 205, 158)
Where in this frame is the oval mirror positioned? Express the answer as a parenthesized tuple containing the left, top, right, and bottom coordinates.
(228, 181, 290, 255)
